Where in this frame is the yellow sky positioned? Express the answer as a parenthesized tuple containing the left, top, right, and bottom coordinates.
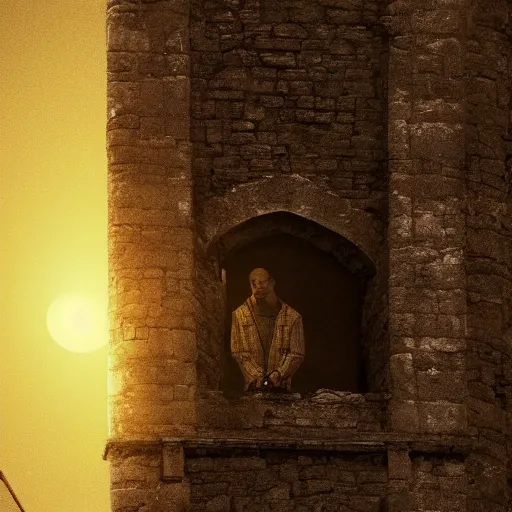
(0, 0, 110, 510)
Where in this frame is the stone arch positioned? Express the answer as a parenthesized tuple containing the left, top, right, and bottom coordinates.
(194, 175, 386, 394)
(198, 174, 381, 269)
(217, 211, 376, 281)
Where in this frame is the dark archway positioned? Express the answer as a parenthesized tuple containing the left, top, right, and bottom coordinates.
(218, 212, 375, 397)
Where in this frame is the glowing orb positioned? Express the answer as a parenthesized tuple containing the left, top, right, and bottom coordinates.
(47, 294, 108, 353)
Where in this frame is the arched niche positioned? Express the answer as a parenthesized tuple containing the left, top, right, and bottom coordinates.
(215, 211, 376, 397)
(197, 175, 382, 266)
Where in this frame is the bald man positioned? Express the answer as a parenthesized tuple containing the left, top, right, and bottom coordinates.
(230, 268, 305, 392)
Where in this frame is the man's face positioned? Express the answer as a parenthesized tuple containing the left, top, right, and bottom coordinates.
(249, 269, 274, 299)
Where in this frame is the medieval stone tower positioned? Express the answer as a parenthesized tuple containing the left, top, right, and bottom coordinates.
(105, 0, 512, 510)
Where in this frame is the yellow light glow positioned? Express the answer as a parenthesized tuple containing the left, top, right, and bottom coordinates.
(47, 294, 108, 353)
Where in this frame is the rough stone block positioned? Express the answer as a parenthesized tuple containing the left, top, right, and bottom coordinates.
(410, 122, 464, 165)
(205, 495, 231, 512)
(467, 398, 505, 430)
(387, 449, 411, 481)
(418, 402, 467, 434)
(164, 77, 190, 138)
(171, 330, 197, 362)
(162, 444, 185, 482)
(390, 353, 416, 400)
(389, 400, 420, 432)
(416, 370, 466, 402)
(274, 23, 308, 38)
(108, 81, 141, 116)
(260, 52, 297, 68)
(110, 488, 156, 512)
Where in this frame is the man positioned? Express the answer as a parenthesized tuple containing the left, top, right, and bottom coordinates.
(230, 268, 305, 391)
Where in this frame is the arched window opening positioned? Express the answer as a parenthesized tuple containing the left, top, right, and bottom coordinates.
(216, 212, 376, 397)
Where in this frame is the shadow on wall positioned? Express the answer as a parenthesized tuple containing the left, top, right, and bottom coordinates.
(221, 232, 368, 397)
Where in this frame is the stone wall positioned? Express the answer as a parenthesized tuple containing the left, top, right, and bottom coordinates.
(106, 0, 198, 440)
(464, 1, 512, 511)
(186, 450, 387, 512)
(408, 454, 467, 512)
(386, 0, 468, 435)
(190, 0, 387, 202)
(109, 443, 190, 511)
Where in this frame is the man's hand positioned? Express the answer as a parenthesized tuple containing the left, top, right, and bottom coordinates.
(266, 370, 282, 388)
(248, 373, 265, 390)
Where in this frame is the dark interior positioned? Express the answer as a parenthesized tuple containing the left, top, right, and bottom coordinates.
(220, 230, 369, 397)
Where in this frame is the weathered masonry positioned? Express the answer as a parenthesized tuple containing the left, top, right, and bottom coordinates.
(105, 0, 512, 510)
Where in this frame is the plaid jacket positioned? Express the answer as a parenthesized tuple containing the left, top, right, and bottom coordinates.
(230, 299, 305, 391)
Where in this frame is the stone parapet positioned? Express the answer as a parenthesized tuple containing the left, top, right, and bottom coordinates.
(196, 390, 387, 436)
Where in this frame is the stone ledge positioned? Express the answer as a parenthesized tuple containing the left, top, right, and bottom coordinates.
(104, 432, 473, 460)
(164, 433, 472, 456)
(174, 437, 387, 454)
